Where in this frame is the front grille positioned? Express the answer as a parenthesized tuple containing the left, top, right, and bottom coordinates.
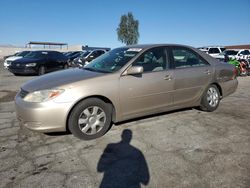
(19, 89, 29, 98)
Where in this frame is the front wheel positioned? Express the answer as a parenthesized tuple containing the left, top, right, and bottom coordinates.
(38, 66, 45, 75)
(68, 98, 112, 140)
(200, 84, 220, 112)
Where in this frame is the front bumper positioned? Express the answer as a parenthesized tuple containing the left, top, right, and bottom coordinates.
(8, 66, 37, 74)
(15, 94, 73, 133)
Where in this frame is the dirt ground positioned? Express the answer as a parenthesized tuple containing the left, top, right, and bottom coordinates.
(0, 62, 250, 188)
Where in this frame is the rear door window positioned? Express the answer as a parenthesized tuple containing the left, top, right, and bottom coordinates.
(172, 48, 209, 69)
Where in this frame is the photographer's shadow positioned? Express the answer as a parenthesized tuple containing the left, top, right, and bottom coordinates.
(97, 129, 150, 188)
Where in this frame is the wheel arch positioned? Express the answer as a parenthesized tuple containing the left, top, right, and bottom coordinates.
(66, 95, 116, 132)
(211, 82, 223, 98)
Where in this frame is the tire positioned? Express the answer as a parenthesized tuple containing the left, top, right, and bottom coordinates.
(38, 66, 45, 75)
(200, 84, 220, 112)
(14, 73, 22, 76)
(68, 98, 112, 140)
(63, 63, 68, 69)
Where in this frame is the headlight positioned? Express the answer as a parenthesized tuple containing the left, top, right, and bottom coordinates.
(23, 89, 65, 103)
(25, 63, 37, 67)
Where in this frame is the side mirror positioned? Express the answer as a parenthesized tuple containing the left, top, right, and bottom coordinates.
(125, 66, 143, 75)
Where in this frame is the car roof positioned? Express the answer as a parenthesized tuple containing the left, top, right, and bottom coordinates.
(200, 46, 225, 48)
(231, 49, 250, 51)
(118, 44, 217, 63)
(121, 44, 197, 50)
(30, 50, 61, 53)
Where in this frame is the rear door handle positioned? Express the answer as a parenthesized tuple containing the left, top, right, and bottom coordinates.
(164, 75, 172, 80)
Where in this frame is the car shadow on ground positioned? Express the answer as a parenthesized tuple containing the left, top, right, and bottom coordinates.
(44, 107, 195, 137)
(114, 107, 195, 126)
(45, 131, 71, 136)
(97, 129, 150, 188)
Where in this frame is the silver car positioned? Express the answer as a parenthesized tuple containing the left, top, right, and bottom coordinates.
(15, 44, 238, 140)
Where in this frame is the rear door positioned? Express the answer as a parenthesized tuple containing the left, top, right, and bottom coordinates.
(170, 47, 213, 105)
(119, 47, 174, 119)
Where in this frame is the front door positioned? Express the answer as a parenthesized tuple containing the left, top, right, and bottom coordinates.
(119, 47, 174, 120)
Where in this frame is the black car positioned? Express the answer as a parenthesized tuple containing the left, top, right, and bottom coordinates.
(65, 51, 83, 62)
(8, 50, 68, 76)
(72, 49, 106, 67)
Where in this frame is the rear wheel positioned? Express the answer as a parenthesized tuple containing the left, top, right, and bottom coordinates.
(200, 84, 220, 112)
(68, 98, 112, 140)
(38, 66, 45, 75)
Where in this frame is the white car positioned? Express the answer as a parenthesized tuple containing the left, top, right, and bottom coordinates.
(198, 48, 208, 53)
(223, 49, 250, 60)
(4, 51, 31, 69)
(199, 46, 226, 61)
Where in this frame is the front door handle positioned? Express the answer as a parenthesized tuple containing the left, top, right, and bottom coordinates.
(164, 75, 172, 80)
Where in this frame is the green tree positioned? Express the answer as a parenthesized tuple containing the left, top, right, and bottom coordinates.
(117, 12, 139, 45)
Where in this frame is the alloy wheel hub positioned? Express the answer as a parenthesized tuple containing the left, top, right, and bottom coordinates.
(78, 106, 106, 135)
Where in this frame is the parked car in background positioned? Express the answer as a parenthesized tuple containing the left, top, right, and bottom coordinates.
(15, 44, 238, 140)
(223, 49, 238, 60)
(8, 50, 68, 76)
(198, 48, 208, 54)
(72, 49, 107, 67)
(199, 46, 226, 61)
(223, 49, 250, 60)
(4, 51, 31, 69)
(64, 51, 83, 64)
(235, 49, 250, 60)
(208, 47, 226, 61)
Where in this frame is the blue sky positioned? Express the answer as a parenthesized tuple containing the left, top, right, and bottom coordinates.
(0, 0, 249, 48)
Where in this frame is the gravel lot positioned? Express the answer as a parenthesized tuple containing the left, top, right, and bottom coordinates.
(0, 62, 250, 188)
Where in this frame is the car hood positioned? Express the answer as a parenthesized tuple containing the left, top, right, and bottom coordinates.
(13, 57, 40, 64)
(5, 56, 22, 61)
(22, 68, 104, 92)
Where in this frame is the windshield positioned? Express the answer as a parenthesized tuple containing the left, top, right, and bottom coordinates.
(18, 51, 30, 57)
(223, 50, 238, 56)
(84, 47, 140, 73)
(24, 51, 48, 58)
(80, 51, 91, 57)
